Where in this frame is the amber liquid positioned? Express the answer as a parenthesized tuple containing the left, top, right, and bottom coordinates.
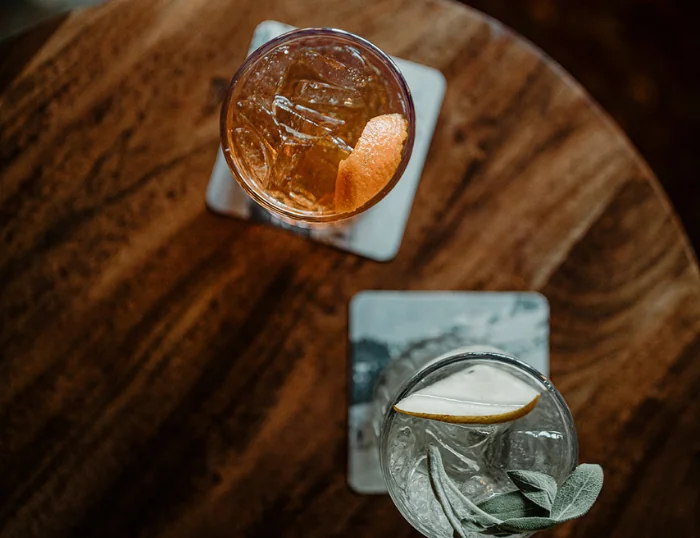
(226, 37, 406, 215)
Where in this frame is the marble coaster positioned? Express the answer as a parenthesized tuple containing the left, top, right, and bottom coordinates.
(206, 20, 446, 261)
(347, 291, 550, 494)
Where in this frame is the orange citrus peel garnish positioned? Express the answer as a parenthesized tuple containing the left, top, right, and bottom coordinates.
(334, 113, 408, 213)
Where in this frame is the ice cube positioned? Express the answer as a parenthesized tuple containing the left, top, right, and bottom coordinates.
(288, 136, 348, 207)
(293, 80, 365, 109)
(231, 126, 271, 185)
(272, 95, 344, 143)
(243, 45, 294, 97)
(318, 133, 353, 156)
(237, 97, 283, 154)
(287, 185, 320, 209)
(426, 427, 481, 473)
(297, 49, 367, 89)
(390, 425, 417, 486)
(267, 140, 303, 191)
(324, 44, 367, 71)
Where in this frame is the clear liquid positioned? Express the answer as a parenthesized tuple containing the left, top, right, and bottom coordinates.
(382, 360, 577, 538)
(227, 39, 404, 213)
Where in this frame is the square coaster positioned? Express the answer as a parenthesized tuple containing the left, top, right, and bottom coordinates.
(206, 20, 446, 261)
(347, 291, 550, 494)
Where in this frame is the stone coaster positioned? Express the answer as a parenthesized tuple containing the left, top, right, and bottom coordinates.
(206, 20, 446, 261)
(348, 291, 550, 493)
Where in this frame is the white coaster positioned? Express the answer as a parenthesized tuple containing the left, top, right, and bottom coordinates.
(347, 291, 550, 494)
(206, 20, 446, 261)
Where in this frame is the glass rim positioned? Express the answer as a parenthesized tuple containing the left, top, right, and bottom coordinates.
(378, 349, 579, 476)
(219, 27, 417, 223)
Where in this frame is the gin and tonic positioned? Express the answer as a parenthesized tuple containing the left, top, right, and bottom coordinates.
(377, 350, 578, 538)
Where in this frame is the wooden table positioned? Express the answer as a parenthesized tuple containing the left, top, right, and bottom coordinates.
(1, 1, 699, 537)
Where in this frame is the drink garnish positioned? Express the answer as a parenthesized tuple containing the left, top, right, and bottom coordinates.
(394, 364, 540, 424)
(427, 445, 604, 537)
(334, 113, 408, 212)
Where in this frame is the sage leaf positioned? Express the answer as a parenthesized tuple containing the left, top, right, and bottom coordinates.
(427, 445, 472, 538)
(480, 527, 519, 537)
(496, 516, 559, 532)
(460, 519, 488, 533)
(477, 491, 548, 521)
(519, 489, 554, 514)
(550, 464, 604, 522)
(507, 469, 557, 512)
(428, 446, 604, 536)
(428, 445, 501, 525)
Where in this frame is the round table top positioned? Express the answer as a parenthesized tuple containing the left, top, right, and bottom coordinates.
(1, 1, 699, 537)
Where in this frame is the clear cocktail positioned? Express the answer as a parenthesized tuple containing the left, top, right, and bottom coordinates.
(377, 350, 578, 538)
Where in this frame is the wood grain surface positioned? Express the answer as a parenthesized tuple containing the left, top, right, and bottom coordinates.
(1, 1, 699, 537)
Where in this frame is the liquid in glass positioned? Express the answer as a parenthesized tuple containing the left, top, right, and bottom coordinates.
(221, 28, 415, 223)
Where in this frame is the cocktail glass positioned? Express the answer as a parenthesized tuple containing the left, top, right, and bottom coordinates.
(220, 28, 415, 225)
(375, 349, 578, 538)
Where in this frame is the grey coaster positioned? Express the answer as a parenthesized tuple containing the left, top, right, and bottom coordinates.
(347, 291, 550, 494)
(206, 20, 446, 261)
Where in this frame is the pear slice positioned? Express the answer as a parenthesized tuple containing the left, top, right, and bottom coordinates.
(394, 364, 540, 424)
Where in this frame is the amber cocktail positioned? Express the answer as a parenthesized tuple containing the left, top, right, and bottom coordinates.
(221, 28, 415, 224)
